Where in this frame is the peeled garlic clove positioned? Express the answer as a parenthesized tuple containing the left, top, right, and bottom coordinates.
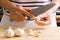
(28, 29, 35, 36)
(5, 27, 14, 38)
(36, 16, 41, 21)
(15, 28, 25, 37)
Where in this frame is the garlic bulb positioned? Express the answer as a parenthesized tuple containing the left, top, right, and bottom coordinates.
(15, 28, 25, 36)
(28, 29, 35, 36)
(5, 27, 14, 38)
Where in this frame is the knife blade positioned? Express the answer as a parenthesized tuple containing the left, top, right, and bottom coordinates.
(26, 3, 55, 20)
(30, 3, 55, 16)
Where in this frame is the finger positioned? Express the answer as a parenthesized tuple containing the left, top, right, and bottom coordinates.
(16, 7, 35, 18)
(15, 12, 26, 21)
(23, 10, 35, 18)
(12, 10, 26, 22)
(10, 8, 26, 22)
(35, 20, 47, 26)
(23, 7, 31, 12)
(10, 14, 21, 22)
(35, 17, 51, 26)
(10, 12, 23, 22)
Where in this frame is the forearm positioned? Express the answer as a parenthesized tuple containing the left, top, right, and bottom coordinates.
(0, 0, 19, 11)
(0, 0, 10, 7)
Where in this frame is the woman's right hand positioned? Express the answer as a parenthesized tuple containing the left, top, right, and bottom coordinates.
(0, 0, 35, 22)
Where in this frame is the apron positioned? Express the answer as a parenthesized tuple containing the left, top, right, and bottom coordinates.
(0, 0, 57, 28)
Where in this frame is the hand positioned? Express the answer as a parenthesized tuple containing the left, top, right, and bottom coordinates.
(0, 0, 35, 22)
(9, 6, 34, 22)
(35, 13, 51, 26)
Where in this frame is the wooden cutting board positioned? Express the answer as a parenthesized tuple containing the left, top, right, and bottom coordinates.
(0, 26, 60, 40)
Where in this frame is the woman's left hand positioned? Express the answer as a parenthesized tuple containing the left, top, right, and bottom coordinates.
(35, 13, 51, 26)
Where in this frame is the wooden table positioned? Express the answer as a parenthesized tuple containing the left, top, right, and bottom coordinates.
(0, 26, 60, 40)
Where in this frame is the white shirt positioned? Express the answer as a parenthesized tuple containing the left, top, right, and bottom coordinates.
(0, 0, 57, 28)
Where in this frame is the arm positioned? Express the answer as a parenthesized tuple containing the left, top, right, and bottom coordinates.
(35, 0, 60, 26)
(0, 0, 35, 22)
(0, 0, 18, 11)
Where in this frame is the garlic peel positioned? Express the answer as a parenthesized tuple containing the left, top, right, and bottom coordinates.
(28, 29, 35, 36)
(34, 31, 41, 37)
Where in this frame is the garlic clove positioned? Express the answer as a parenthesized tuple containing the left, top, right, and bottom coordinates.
(35, 33, 40, 37)
(5, 27, 14, 38)
(34, 31, 41, 37)
(28, 29, 35, 36)
(15, 28, 25, 37)
(36, 16, 41, 21)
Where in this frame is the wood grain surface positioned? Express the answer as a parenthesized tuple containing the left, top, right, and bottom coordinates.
(0, 26, 60, 40)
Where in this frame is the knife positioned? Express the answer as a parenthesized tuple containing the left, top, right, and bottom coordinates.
(26, 3, 55, 20)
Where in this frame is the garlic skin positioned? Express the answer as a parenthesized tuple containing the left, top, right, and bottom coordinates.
(15, 28, 25, 36)
(5, 27, 14, 38)
(28, 29, 35, 36)
(34, 31, 41, 37)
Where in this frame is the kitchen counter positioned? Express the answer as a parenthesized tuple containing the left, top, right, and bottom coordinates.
(0, 26, 60, 40)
